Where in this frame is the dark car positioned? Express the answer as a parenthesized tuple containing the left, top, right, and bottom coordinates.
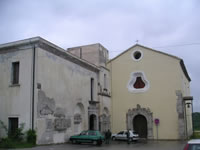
(69, 130, 105, 145)
(184, 139, 200, 150)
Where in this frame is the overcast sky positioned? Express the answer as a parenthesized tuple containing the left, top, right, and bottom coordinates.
(0, 0, 199, 112)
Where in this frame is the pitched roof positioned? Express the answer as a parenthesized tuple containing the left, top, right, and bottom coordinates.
(108, 44, 191, 82)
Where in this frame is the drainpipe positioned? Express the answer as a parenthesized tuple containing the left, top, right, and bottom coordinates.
(32, 45, 36, 130)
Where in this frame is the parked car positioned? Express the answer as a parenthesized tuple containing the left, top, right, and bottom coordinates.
(69, 130, 105, 145)
(184, 139, 200, 150)
(112, 130, 139, 141)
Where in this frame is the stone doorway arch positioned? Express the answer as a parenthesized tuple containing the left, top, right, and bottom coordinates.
(126, 104, 153, 139)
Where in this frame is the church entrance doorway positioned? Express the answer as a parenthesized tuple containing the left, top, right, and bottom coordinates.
(133, 114, 147, 138)
(89, 114, 97, 130)
(127, 104, 153, 139)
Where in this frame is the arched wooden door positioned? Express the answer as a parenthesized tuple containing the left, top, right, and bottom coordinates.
(133, 115, 147, 138)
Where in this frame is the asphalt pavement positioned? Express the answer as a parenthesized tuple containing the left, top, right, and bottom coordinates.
(7, 140, 186, 150)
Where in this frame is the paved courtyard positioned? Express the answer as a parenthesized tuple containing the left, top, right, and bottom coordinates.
(10, 140, 186, 150)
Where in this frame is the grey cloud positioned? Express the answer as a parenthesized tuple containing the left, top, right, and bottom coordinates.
(0, 0, 200, 111)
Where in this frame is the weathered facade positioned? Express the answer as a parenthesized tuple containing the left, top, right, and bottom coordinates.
(107, 45, 193, 140)
(0, 37, 111, 144)
(68, 44, 111, 132)
(0, 37, 193, 143)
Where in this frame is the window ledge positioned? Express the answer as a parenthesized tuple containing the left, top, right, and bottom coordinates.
(89, 101, 99, 105)
(9, 84, 20, 87)
(98, 92, 111, 97)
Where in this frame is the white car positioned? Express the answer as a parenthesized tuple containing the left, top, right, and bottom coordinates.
(184, 139, 200, 150)
(112, 130, 139, 141)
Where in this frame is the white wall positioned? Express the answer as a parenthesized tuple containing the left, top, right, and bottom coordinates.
(0, 48, 33, 137)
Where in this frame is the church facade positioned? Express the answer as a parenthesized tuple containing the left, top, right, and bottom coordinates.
(107, 44, 193, 140)
(0, 37, 193, 144)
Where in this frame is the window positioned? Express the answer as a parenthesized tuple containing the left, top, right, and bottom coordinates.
(104, 74, 107, 89)
(91, 78, 94, 101)
(80, 131, 87, 135)
(117, 131, 124, 135)
(88, 131, 96, 136)
(132, 50, 143, 61)
(12, 62, 20, 84)
(127, 71, 150, 93)
(188, 144, 200, 150)
(134, 77, 145, 89)
(8, 117, 18, 136)
(134, 51, 141, 59)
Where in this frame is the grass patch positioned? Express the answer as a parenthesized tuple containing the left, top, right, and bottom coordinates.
(190, 131, 200, 139)
(11, 142, 35, 148)
(0, 139, 36, 149)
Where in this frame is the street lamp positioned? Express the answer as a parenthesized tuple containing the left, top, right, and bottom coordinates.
(183, 96, 193, 139)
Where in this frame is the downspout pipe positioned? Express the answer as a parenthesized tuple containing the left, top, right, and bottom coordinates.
(32, 45, 36, 130)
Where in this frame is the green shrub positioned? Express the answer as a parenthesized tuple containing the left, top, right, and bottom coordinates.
(190, 131, 200, 139)
(0, 120, 36, 148)
(10, 127, 24, 141)
(26, 129, 36, 145)
(0, 137, 14, 148)
(0, 120, 8, 134)
(8, 123, 25, 142)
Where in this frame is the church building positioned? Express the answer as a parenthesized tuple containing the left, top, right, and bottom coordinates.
(107, 44, 193, 140)
(0, 37, 193, 144)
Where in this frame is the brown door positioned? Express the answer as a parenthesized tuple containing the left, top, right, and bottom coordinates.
(133, 115, 147, 138)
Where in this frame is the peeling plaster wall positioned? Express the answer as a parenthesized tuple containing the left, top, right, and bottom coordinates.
(98, 67, 111, 113)
(35, 48, 99, 144)
(176, 90, 186, 139)
(179, 66, 193, 137)
(0, 48, 33, 137)
(98, 67, 111, 132)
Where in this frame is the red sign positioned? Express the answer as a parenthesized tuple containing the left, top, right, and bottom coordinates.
(154, 118, 160, 125)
